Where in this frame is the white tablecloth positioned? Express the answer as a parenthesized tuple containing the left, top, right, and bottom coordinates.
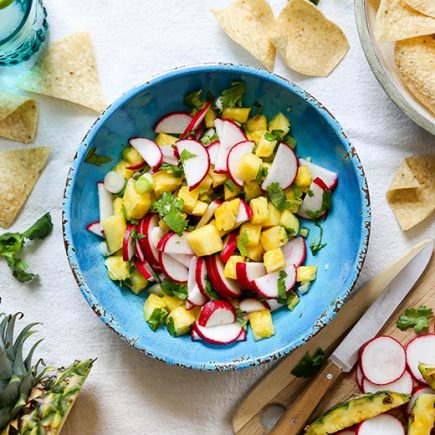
(1, 1, 434, 434)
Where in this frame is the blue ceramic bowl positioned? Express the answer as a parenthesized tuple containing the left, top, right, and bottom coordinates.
(63, 64, 370, 371)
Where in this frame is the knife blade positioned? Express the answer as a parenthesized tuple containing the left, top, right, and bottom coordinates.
(271, 239, 433, 435)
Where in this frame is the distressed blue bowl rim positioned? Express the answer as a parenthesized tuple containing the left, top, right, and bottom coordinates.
(62, 63, 371, 371)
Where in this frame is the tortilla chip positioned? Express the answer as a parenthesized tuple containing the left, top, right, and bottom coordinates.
(403, 0, 435, 19)
(18, 32, 106, 113)
(0, 147, 50, 228)
(274, 0, 349, 77)
(0, 93, 38, 144)
(375, 0, 435, 41)
(387, 156, 435, 231)
(395, 36, 435, 115)
(212, 0, 276, 71)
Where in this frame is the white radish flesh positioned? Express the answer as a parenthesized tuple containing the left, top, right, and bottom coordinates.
(356, 414, 404, 435)
(282, 237, 307, 267)
(362, 370, 413, 395)
(159, 252, 188, 283)
(299, 158, 338, 190)
(227, 141, 255, 187)
(253, 265, 296, 299)
(154, 112, 192, 134)
(176, 139, 210, 190)
(104, 171, 126, 194)
(214, 119, 246, 173)
(97, 182, 113, 223)
(86, 221, 104, 238)
(193, 322, 245, 345)
(160, 145, 179, 166)
(129, 137, 163, 171)
(207, 141, 220, 166)
(197, 200, 222, 228)
(198, 300, 236, 327)
(406, 334, 435, 383)
(239, 298, 269, 313)
(297, 178, 328, 220)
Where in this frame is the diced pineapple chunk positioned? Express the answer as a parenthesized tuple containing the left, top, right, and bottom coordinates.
(186, 224, 223, 256)
(269, 112, 290, 135)
(264, 248, 286, 274)
(262, 203, 281, 228)
(297, 266, 317, 282)
(295, 165, 312, 187)
(244, 180, 262, 201)
(191, 201, 208, 216)
(284, 188, 302, 213)
(235, 153, 262, 183)
(224, 255, 245, 279)
(210, 171, 227, 187)
(224, 183, 241, 200)
(122, 146, 144, 166)
(247, 114, 267, 132)
(240, 222, 262, 247)
(199, 193, 211, 202)
(113, 197, 124, 215)
(105, 255, 130, 281)
(102, 214, 127, 253)
(123, 179, 152, 220)
(155, 132, 178, 146)
(250, 197, 269, 225)
(209, 219, 226, 238)
(280, 210, 300, 235)
(261, 226, 288, 251)
(247, 243, 265, 262)
(114, 160, 134, 180)
(222, 107, 251, 123)
(255, 136, 277, 158)
(246, 129, 267, 146)
(129, 268, 148, 294)
(161, 295, 184, 312)
(144, 294, 167, 321)
(159, 219, 170, 231)
(248, 310, 275, 341)
(153, 171, 183, 197)
(215, 199, 240, 232)
(205, 107, 217, 128)
(178, 186, 199, 213)
(166, 306, 197, 336)
(198, 175, 213, 193)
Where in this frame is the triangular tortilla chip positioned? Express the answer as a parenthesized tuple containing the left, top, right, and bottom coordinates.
(403, 0, 435, 19)
(274, 0, 349, 77)
(375, 0, 435, 41)
(0, 147, 50, 228)
(0, 93, 38, 144)
(18, 32, 106, 113)
(387, 156, 435, 231)
(388, 161, 421, 190)
(212, 0, 276, 71)
(395, 36, 435, 115)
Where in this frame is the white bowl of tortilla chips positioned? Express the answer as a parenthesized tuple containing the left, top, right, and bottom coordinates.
(355, 0, 435, 135)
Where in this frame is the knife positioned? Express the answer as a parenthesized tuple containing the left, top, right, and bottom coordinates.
(271, 240, 433, 435)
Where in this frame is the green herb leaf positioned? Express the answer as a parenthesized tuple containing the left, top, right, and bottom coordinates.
(6, 256, 36, 282)
(204, 276, 220, 300)
(235, 307, 247, 330)
(220, 81, 245, 109)
(306, 189, 332, 220)
(277, 270, 288, 304)
(152, 192, 187, 235)
(166, 316, 177, 337)
(224, 179, 238, 193)
(282, 135, 296, 149)
(160, 164, 184, 178)
(237, 231, 249, 257)
(147, 307, 169, 331)
(84, 146, 112, 166)
(265, 130, 285, 142)
(309, 221, 327, 255)
(179, 149, 197, 163)
(267, 182, 291, 212)
(291, 349, 326, 378)
(255, 165, 269, 183)
(287, 292, 300, 311)
(22, 213, 53, 240)
(160, 279, 188, 300)
(397, 306, 433, 334)
(184, 89, 207, 111)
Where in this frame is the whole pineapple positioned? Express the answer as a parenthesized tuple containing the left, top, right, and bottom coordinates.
(0, 313, 93, 435)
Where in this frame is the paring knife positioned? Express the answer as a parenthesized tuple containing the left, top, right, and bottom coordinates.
(271, 240, 434, 435)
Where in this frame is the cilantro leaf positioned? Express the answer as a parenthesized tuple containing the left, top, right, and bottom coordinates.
(84, 146, 112, 166)
(160, 279, 188, 300)
(237, 231, 249, 257)
(267, 183, 291, 212)
(277, 270, 288, 304)
(255, 165, 269, 183)
(184, 89, 207, 111)
(152, 192, 187, 235)
(179, 149, 197, 163)
(291, 349, 326, 378)
(306, 189, 332, 220)
(204, 276, 220, 300)
(309, 221, 327, 255)
(220, 81, 245, 109)
(264, 130, 285, 142)
(397, 306, 433, 334)
(6, 256, 36, 282)
(235, 307, 247, 330)
(147, 307, 169, 331)
(22, 213, 53, 240)
(160, 164, 184, 178)
(166, 316, 177, 337)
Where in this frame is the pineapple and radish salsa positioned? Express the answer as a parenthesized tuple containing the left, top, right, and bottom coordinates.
(86, 82, 338, 345)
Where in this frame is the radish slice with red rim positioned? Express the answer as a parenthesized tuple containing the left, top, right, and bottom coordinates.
(154, 112, 192, 134)
(406, 333, 435, 383)
(97, 182, 113, 223)
(360, 336, 406, 385)
(198, 300, 235, 327)
(122, 224, 135, 261)
(362, 370, 413, 395)
(195, 257, 208, 297)
(299, 158, 338, 190)
(160, 145, 179, 166)
(197, 200, 222, 228)
(355, 364, 364, 391)
(406, 385, 435, 414)
(281, 237, 307, 267)
(214, 119, 246, 173)
(207, 141, 220, 166)
(176, 139, 210, 190)
(86, 221, 104, 238)
(129, 137, 163, 171)
(227, 140, 255, 187)
(356, 414, 404, 435)
(181, 102, 212, 137)
(193, 322, 245, 345)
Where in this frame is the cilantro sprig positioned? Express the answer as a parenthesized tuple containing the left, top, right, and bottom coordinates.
(184, 89, 207, 111)
(179, 149, 197, 163)
(309, 221, 327, 255)
(397, 306, 433, 334)
(277, 270, 288, 304)
(204, 276, 220, 300)
(160, 279, 188, 300)
(291, 349, 326, 378)
(220, 81, 245, 109)
(237, 231, 249, 257)
(152, 192, 188, 235)
(84, 146, 112, 166)
(0, 213, 53, 282)
(160, 164, 184, 178)
(266, 183, 291, 212)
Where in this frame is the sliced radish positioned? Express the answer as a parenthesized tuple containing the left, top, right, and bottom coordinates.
(135, 259, 153, 280)
(97, 182, 113, 222)
(126, 161, 147, 170)
(169, 253, 193, 268)
(236, 262, 266, 291)
(362, 370, 413, 394)
(267, 299, 285, 311)
(252, 265, 296, 299)
(406, 334, 435, 383)
(355, 364, 364, 391)
(195, 257, 208, 297)
(160, 145, 179, 166)
(135, 239, 145, 263)
(197, 200, 222, 228)
(176, 139, 210, 190)
(214, 119, 246, 173)
(159, 251, 188, 283)
(407, 385, 435, 414)
(137, 214, 161, 266)
(187, 284, 208, 307)
(186, 300, 195, 311)
(122, 224, 136, 261)
(220, 232, 238, 263)
(129, 137, 163, 171)
(188, 256, 198, 291)
(360, 336, 406, 385)
(182, 102, 212, 137)
(239, 298, 270, 313)
(192, 326, 246, 342)
(227, 141, 255, 187)
(299, 158, 338, 190)
(356, 414, 404, 435)
(154, 112, 192, 134)
(194, 122, 205, 141)
(207, 141, 220, 166)
(157, 232, 194, 255)
(193, 322, 245, 345)
(298, 177, 329, 220)
(86, 221, 104, 238)
(235, 199, 253, 226)
(282, 237, 307, 267)
(261, 143, 298, 191)
(206, 255, 242, 299)
(198, 300, 236, 327)
(104, 171, 126, 194)
(187, 257, 207, 306)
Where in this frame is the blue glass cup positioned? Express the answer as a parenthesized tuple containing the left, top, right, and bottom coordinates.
(0, 0, 48, 66)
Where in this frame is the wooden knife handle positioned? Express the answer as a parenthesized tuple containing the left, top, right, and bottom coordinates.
(271, 360, 342, 435)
